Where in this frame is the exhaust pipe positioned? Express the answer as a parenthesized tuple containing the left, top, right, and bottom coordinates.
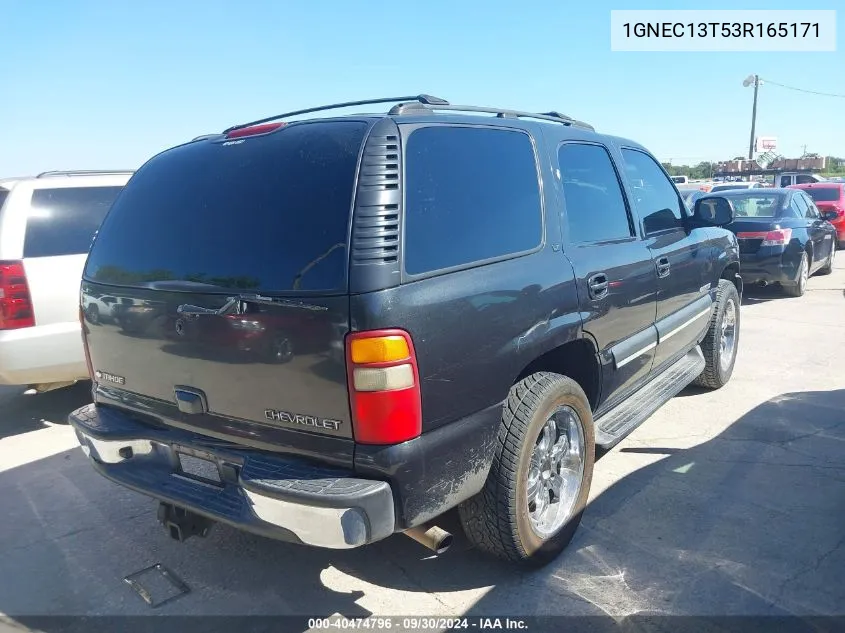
(404, 524, 453, 554)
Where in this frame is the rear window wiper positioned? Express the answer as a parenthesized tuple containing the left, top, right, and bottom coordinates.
(177, 294, 327, 316)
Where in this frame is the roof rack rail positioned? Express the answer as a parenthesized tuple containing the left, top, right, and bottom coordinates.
(387, 102, 594, 131)
(191, 133, 225, 142)
(223, 94, 450, 134)
(36, 169, 135, 178)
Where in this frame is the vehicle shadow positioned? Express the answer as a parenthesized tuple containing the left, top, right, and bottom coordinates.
(741, 284, 786, 306)
(1, 390, 843, 622)
(0, 381, 92, 440)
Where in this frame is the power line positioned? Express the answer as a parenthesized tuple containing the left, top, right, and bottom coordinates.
(760, 78, 845, 98)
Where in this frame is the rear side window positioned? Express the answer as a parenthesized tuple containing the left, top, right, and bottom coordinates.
(85, 121, 367, 292)
(804, 187, 842, 203)
(0, 188, 8, 211)
(404, 126, 542, 276)
(24, 186, 123, 258)
(793, 193, 811, 217)
(558, 143, 632, 243)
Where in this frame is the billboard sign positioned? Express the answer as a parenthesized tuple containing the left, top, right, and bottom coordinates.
(755, 136, 777, 152)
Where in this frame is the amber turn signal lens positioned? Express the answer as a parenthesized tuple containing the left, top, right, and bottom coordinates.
(349, 336, 410, 364)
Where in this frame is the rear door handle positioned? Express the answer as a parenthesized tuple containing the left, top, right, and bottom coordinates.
(656, 256, 671, 278)
(588, 273, 609, 300)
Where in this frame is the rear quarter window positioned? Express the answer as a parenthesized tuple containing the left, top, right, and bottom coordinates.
(24, 186, 124, 258)
(804, 187, 842, 203)
(403, 126, 542, 276)
(0, 188, 9, 210)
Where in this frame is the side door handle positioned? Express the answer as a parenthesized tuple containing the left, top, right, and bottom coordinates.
(656, 256, 671, 278)
(587, 273, 609, 300)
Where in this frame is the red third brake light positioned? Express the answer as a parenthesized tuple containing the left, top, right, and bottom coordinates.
(0, 261, 35, 330)
(225, 122, 285, 139)
(345, 329, 422, 445)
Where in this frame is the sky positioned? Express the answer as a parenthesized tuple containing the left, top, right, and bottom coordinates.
(1, 0, 843, 176)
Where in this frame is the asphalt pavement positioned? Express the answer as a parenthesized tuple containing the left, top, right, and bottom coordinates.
(1, 259, 843, 625)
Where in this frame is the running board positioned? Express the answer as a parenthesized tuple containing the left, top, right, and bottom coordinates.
(594, 346, 705, 449)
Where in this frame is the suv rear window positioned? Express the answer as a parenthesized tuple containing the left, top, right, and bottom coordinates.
(24, 186, 124, 258)
(404, 126, 542, 275)
(803, 187, 842, 203)
(85, 121, 368, 292)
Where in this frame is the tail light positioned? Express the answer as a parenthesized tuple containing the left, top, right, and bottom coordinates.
(736, 229, 792, 246)
(345, 329, 422, 445)
(0, 261, 35, 330)
(761, 228, 793, 246)
(79, 305, 96, 382)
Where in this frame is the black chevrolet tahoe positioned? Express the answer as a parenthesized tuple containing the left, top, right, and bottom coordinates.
(70, 95, 742, 565)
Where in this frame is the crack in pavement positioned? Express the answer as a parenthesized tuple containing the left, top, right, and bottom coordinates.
(773, 532, 845, 609)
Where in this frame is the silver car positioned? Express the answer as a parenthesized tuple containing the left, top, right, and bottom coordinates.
(0, 170, 131, 390)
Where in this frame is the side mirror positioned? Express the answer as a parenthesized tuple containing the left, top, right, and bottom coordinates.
(693, 196, 734, 227)
(821, 210, 838, 222)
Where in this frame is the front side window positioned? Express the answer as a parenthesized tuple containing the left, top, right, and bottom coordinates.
(404, 126, 542, 276)
(558, 143, 633, 243)
(621, 149, 686, 234)
(25, 186, 124, 258)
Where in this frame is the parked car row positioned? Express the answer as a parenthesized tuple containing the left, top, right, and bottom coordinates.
(0, 171, 132, 389)
(0, 95, 838, 567)
(676, 183, 841, 297)
(675, 171, 830, 194)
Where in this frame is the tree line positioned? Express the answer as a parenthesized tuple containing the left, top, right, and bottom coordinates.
(661, 157, 845, 179)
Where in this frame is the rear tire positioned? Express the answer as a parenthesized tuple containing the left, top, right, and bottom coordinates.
(459, 372, 595, 566)
(85, 304, 100, 325)
(783, 251, 809, 297)
(693, 279, 740, 390)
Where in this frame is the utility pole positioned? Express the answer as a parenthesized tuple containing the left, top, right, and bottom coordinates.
(745, 74, 760, 160)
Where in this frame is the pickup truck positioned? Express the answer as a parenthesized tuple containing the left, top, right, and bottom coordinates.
(68, 95, 743, 565)
(775, 172, 827, 188)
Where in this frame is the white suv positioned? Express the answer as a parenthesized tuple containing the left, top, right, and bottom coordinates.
(0, 170, 131, 390)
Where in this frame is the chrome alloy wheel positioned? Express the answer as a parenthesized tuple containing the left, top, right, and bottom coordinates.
(798, 254, 809, 293)
(719, 298, 737, 373)
(526, 405, 586, 537)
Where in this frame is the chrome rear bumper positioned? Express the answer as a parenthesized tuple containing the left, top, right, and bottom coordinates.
(70, 403, 395, 549)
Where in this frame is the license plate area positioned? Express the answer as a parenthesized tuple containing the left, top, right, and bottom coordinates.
(175, 448, 222, 486)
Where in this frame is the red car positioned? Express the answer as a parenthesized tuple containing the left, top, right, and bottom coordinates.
(788, 182, 845, 248)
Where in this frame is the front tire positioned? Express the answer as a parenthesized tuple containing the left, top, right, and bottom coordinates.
(693, 279, 740, 390)
(459, 372, 595, 565)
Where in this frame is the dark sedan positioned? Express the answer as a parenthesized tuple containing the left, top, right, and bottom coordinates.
(678, 187, 707, 209)
(707, 188, 838, 297)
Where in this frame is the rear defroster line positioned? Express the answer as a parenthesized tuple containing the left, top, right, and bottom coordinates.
(123, 563, 190, 608)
